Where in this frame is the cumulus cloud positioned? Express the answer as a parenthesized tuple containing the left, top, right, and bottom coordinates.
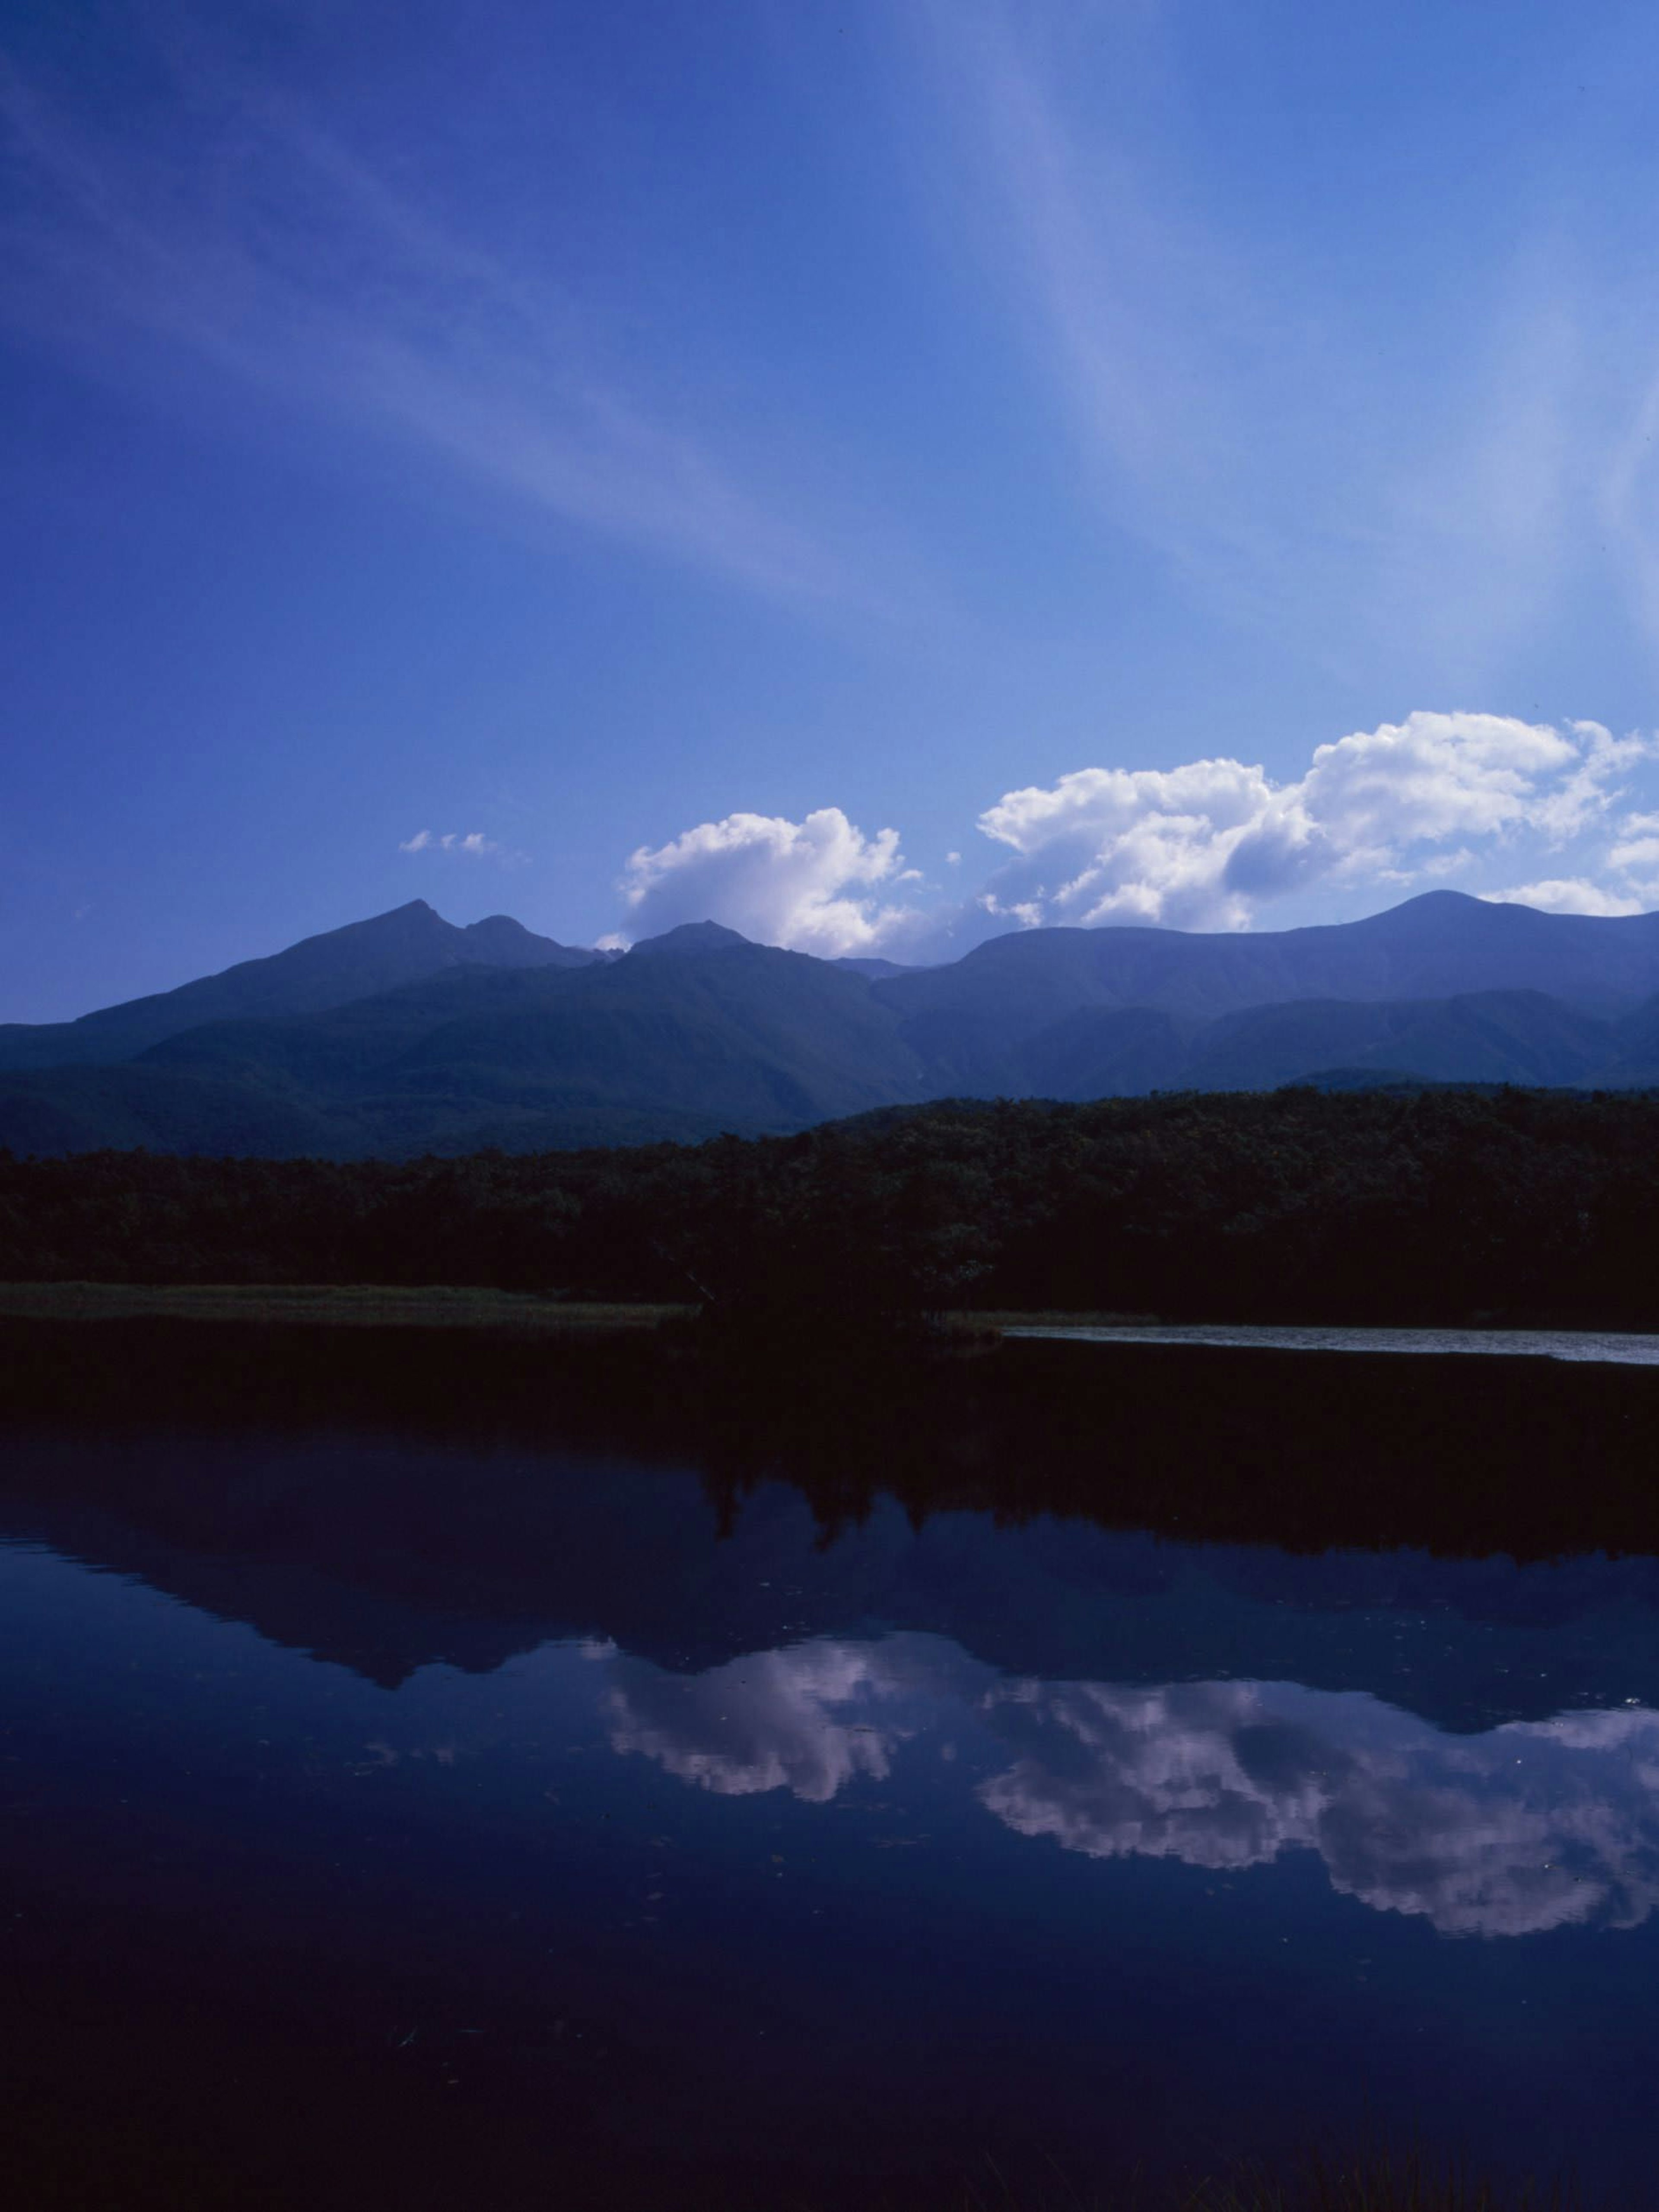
(973, 713, 1658, 934)
(399, 830, 502, 857)
(609, 713, 1658, 953)
(977, 755, 1294, 932)
(616, 806, 929, 957)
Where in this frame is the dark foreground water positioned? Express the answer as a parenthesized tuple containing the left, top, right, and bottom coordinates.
(4, 1325, 1659, 2208)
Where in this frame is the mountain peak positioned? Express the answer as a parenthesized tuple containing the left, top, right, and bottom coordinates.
(457, 913, 595, 968)
(627, 920, 753, 960)
(343, 898, 452, 942)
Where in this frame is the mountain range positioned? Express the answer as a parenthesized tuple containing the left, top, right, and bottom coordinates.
(4, 889, 1659, 1157)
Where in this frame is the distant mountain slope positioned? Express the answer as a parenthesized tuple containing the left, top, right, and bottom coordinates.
(3, 891, 1659, 1158)
(833, 955, 918, 981)
(1009, 1006, 1194, 1100)
(1594, 995, 1659, 1089)
(872, 891, 1659, 1088)
(1181, 990, 1619, 1093)
(365, 936, 929, 1133)
(0, 901, 600, 1072)
(0, 931, 930, 1158)
(0, 1065, 344, 1159)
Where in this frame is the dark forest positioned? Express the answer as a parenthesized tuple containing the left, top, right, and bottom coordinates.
(6, 1084, 1658, 1329)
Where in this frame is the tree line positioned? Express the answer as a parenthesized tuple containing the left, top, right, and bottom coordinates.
(3, 1086, 1658, 1327)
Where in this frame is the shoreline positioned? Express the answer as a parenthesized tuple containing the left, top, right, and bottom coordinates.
(0, 1281, 687, 1333)
(3, 1280, 1657, 1353)
(1004, 1319, 1659, 1365)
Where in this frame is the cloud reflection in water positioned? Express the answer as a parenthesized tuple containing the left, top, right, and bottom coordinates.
(604, 1633, 988, 1803)
(602, 1636, 1659, 1938)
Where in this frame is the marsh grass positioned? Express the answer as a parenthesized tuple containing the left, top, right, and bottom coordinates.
(955, 1310, 1162, 1332)
(0, 1281, 1128, 1338)
(0, 1280, 687, 1332)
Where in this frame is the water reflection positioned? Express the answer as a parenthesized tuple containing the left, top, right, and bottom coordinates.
(982, 1678, 1659, 1936)
(8, 1408, 1659, 2210)
(605, 1634, 1659, 1938)
(605, 1632, 987, 1800)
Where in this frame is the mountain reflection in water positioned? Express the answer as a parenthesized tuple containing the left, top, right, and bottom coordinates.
(6, 1331, 1659, 2208)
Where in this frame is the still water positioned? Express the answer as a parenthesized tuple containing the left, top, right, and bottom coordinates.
(1008, 1322, 1659, 1364)
(4, 1398, 1659, 2206)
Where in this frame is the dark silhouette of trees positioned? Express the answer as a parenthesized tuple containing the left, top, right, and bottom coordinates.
(3, 1085, 1658, 1327)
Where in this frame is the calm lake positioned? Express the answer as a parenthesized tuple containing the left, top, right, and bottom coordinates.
(3, 1325, 1659, 2208)
(1007, 1321, 1659, 1364)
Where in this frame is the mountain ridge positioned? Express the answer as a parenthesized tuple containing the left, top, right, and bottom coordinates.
(3, 891, 1658, 1157)
(0, 900, 602, 1073)
(870, 890, 1659, 1089)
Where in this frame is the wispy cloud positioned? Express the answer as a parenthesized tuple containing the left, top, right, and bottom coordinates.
(903, 1, 1659, 681)
(399, 829, 505, 859)
(1600, 364, 1659, 650)
(915, 3, 1273, 548)
(0, 37, 889, 612)
(906, 0, 1366, 646)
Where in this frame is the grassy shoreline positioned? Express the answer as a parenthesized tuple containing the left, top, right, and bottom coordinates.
(0, 1280, 689, 1332)
(3, 1281, 1656, 1345)
(0, 1282, 1171, 1336)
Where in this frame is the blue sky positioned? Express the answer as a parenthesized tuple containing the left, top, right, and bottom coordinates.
(6, 0, 1659, 1018)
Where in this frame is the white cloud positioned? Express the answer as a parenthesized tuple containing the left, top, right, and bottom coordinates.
(617, 806, 929, 957)
(613, 712, 1658, 954)
(977, 755, 1291, 932)
(972, 713, 1658, 933)
(1479, 879, 1646, 918)
(1300, 712, 1580, 850)
(399, 829, 502, 858)
(1609, 827, 1659, 878)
